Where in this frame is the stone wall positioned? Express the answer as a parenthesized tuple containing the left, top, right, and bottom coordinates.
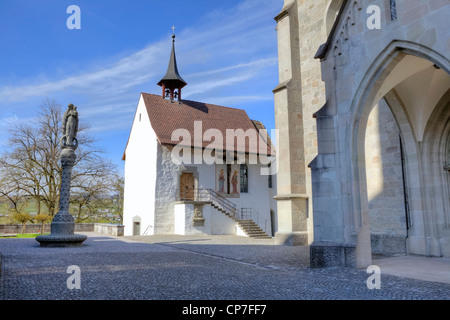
(307, 0, 450, 266)
(365, 99, 407, 255)
(94, 223, 124, 237)
(154, 144, 181, 234)
(0, 223, 125, 236)
(0, 223, 95, 234)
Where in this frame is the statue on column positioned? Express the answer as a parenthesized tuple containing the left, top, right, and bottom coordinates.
(36, 103, 87, 247)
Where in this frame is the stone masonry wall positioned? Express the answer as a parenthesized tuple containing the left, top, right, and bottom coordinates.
(365, 99, 407, 255)
(365, 100, 407, 235)
(296, 0, 331, 238)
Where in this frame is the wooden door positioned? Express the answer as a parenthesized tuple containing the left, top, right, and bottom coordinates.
(133, 222, 140, 236)
(180, 173, 195, 201)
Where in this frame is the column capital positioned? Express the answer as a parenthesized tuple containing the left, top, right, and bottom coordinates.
(274, 193, 308, 201)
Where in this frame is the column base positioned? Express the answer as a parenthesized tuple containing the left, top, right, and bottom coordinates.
(36, 219, 87, 247)
(274, 231, 309, 246)
(36, 233, 87, 247)
(310, 242, 356, 268)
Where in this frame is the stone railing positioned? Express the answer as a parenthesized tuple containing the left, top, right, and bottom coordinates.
(94, 223, 124, 237)
(0, 223, 124, 237)
(0, 223, 94, 234)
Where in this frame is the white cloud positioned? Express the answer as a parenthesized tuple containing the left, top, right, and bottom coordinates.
(200, 95, 274, 107)
(0, 43, 167, 102)
(0, 0, 280, 147)
(187, 58, 277, 79)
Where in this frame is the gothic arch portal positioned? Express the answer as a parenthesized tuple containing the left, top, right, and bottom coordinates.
(349, 42, 450, 265)
(310, 38, 450, 268)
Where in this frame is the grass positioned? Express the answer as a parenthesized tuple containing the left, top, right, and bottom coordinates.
(0, 233, 50, 238)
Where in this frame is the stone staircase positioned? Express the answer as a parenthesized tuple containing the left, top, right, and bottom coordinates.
(236, 219, 271, 239)
(211, 202, 235, 218)
(205, 189, 271, 239)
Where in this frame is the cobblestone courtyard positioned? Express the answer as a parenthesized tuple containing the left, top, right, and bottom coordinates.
(1, 232, 449, 301)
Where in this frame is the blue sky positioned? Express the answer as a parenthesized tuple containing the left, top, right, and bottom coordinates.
(0, 0, 281, 175)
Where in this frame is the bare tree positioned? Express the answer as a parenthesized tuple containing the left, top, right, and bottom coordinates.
(0, 165, 32, 216)
(70, 156, 117, 223)
(0, 99, 118, 221)
(111, 175, 124, 224)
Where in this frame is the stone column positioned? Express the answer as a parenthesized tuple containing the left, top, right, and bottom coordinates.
(37, 104, 87, 247)
(273, 0, 309, 246)
(48, 148, 78, 235)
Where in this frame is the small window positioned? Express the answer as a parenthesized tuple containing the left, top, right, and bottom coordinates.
(139, 113, 142, 122)
(240, 164, 248, 193)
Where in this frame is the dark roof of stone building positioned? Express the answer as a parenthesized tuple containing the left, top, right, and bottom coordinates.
(122, 93, 274, 160)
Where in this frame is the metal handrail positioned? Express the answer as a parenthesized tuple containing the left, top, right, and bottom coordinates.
(239, 208, 269, 234)
(143, 225, 153, 235)
(207, 189, 237, 216)
(177, 188, 237, 219)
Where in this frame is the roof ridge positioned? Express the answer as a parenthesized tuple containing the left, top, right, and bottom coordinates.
(140, 92, 251, 113)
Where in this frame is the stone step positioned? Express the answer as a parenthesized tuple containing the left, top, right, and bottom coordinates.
(210, 203, 270, 238)
(236, 220, 271, 239)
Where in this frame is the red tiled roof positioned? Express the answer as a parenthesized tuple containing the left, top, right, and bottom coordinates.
(123, 93, 273, 160)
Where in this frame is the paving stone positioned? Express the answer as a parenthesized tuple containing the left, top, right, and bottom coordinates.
(0, 233, 449, 300)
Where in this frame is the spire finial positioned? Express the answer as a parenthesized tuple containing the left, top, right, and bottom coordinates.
(171, 26, 176, 42)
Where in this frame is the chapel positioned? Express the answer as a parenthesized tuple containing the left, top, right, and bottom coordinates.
(122, 33, 277, 237)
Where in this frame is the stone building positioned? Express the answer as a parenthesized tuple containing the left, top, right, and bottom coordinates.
(122, 35, 277, 237)
(273, 0, 449, 267)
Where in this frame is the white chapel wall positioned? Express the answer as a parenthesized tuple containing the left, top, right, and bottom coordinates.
(123, 95, 159, 236)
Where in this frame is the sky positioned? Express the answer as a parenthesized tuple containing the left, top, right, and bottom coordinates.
(0, 0, 281, 175)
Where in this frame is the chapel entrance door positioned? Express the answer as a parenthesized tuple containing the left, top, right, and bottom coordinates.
(133, 222, 140, 236)
(180, 172, 195, 201)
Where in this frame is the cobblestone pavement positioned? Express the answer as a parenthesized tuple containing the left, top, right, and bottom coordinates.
(1, 232, 449, 300)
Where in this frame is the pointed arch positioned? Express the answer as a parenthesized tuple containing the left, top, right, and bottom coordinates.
(347, 41, 450, 265)
(421, 90, 450, 256)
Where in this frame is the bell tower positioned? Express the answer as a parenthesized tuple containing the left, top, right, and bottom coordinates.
(157, 28, 187, 103)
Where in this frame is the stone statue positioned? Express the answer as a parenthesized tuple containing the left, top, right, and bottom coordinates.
(61, 104, 79, 148)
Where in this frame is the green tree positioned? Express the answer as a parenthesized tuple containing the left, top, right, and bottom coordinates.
(35, 214, 52, 235)
(14, 213, 32, 234)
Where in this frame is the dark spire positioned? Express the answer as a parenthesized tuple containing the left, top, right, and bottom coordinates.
(157, 31, 187, 102)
